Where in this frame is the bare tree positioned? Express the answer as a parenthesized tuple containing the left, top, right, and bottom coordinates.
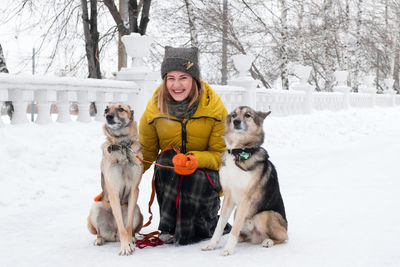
(81, 0, 101, 78)
(353, 0, 363, 92)
(392, 0, 400, 92)
(322, 0, 335, 91)
(279, 0, 289, 90)
(221, 0, 228, 85)
(296, 0, 305, 64)
(184, 0, 199, 47)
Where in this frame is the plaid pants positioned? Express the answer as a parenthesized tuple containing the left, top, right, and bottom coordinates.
(154, 149, 230, 245)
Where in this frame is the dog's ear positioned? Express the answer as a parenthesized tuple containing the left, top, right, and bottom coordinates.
(225, 113, 232, 124)
(130, 109, 134, 118)
(258, 111, 271, 120)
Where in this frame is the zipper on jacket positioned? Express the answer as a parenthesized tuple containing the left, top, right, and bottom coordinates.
(181, 120, 189, 154)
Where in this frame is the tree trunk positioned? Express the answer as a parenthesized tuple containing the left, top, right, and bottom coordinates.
(323, 0, 334, 91)
(138, 0, 151, 35)
(184, 0, 199, 47)
(344, 0, 350, 72)
(353, 0, 363, 92)
(221, 0, 228, 85)
(297, 1, 304, 64)
(279, 0, 289, 90)
(0, 44, 9, 73)
(118, 0, 128, 70)
(393, 24, 400, 93)
(81, 0, 101, 79)
(128, 0, 139, 32)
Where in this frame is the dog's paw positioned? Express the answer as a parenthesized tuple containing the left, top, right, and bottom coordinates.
(118, 242, 135, 256)
(94, 237, 105, 246)
(262, 238, 274, 248)
(220, 248, 234, 256)
(201, 242, 217, 251)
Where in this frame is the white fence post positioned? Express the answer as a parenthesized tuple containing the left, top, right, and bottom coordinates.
(229, 54, 257, 109)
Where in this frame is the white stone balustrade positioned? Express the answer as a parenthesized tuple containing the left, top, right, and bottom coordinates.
(1, 65, 400, 127)
(0, 73, 140, 125)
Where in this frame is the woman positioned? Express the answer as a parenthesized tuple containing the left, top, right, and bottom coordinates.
(139, 46, 230, 245)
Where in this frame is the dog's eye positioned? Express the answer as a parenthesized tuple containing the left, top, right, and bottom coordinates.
(118, 107, 124, 112)
(232, 113, 237, 119)
(245, 113, 251, 118)
(104, 108, 109, 114)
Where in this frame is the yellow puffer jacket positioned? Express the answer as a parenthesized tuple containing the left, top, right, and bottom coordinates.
(139, 82, 227, 172)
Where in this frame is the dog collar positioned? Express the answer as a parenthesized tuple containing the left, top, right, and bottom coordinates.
(227, 147, 260, 160)
(107, 140, 133, 153)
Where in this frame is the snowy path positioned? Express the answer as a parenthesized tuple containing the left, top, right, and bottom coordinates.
(0, 108, 399, 267)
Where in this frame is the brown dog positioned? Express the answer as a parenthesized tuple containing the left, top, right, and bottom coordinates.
(87, 103, 143, 255)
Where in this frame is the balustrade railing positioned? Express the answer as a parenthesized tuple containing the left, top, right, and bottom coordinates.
(0, 73, 140, 125)
(1, 72, 399, 127)
(1, 66, 400, 127)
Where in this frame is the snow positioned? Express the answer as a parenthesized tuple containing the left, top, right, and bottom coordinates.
(1, 107, 400, 267)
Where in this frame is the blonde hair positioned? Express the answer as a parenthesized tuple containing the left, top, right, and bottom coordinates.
(155, 77, 203, 115)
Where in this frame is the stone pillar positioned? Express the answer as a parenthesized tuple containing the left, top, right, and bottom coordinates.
(333, 71, 351, 109)
(116, 33, 158, 118)
(228, 54, 257, 109)
(292, 65, 314, 114)
(8, 89, 33, 124)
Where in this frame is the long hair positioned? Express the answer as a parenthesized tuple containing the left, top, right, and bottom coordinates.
(155, 77, 203, 115)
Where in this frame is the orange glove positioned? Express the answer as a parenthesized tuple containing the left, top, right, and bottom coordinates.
(172, 153, 198, 175)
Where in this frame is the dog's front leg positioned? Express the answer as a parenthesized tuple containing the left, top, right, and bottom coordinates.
(221, 195, 251, 256)
(107, 186, 135, 256)
(103, 164, 135, 256)
(202, 191, 234, 251)
(125, 183, 139, 241)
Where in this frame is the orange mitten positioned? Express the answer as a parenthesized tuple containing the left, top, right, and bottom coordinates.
(172, 153, 198, 175)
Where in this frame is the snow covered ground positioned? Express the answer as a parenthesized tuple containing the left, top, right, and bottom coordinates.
(1, 107, 400, 267)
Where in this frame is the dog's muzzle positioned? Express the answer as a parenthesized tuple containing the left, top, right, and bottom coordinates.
(233, 119, 242, 130)
(106, 114, 116, 124)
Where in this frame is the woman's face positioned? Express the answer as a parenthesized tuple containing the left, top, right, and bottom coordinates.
(166, 71, 193, 102)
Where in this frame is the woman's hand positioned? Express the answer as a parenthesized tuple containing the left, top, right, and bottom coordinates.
(172, 153, 198, 175)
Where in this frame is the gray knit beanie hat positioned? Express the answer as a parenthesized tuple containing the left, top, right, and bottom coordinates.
(161, 46, 200, 85)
